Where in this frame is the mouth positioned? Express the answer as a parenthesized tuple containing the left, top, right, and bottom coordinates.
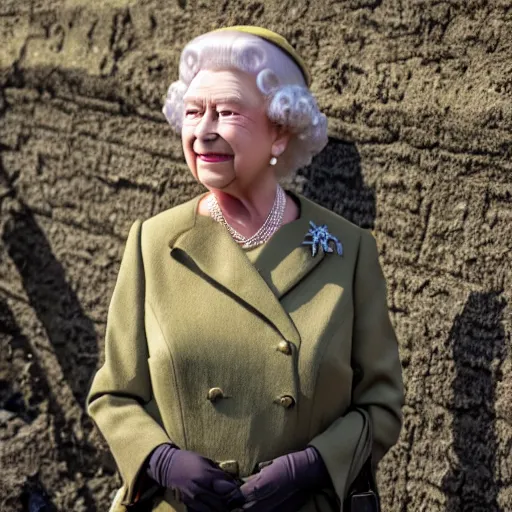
(197, 153, 233, 163)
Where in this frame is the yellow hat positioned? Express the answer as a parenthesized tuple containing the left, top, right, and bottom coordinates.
(212, 25, 312, 87)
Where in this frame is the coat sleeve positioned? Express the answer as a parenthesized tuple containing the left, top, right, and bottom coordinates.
(307, 228, 405, 505)
(86, 219, 173, 506)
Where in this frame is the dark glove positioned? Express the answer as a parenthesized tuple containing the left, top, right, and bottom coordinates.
(146, 443, 244, 512)
(239, 446, 330, 512)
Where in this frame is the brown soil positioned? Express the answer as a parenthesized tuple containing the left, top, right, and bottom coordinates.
(1, 1, 511, 511)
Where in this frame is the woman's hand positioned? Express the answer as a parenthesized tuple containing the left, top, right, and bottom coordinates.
(146, 443, 244, 512)
(238, 446, 330, 512)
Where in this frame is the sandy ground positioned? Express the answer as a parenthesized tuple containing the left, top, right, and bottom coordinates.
(0, 0, 511, 510)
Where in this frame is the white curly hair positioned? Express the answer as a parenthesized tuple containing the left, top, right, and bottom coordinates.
(163, 29, 328, 178)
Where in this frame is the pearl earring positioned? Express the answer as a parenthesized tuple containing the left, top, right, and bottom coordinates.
(270, 156, 278, 166)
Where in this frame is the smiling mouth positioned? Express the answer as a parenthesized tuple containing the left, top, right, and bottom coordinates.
(197, 153, 233, 162)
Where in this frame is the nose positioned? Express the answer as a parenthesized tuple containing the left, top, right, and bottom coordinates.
(194, 108, 218, 140)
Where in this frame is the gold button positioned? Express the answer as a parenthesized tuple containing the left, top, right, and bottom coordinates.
(278, 395, 295, 409)
(207, 387, 224, 402)
(277, 340, 292, 355)
(218, 460, 239, 477)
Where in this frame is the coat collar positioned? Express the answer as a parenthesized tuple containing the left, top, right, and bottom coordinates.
(167, 190, 331, 346)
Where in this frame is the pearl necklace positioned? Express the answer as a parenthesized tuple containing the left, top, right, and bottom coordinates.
(207, 184, 286, 249)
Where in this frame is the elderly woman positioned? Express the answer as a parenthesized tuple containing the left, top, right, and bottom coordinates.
(86, 26, 404, 512)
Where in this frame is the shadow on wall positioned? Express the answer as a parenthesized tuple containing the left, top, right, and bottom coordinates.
(299, 137, 376, 230)
(1, 200, 98, 411)
(0, 189, 102, 510)
(0, 296, 79, 512)
(442, 291, 506, 512)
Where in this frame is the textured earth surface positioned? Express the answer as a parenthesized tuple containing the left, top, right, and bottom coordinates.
(1, 1, 511, 511)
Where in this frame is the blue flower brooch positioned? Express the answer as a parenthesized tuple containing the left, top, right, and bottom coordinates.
(302, 221, 343, 257)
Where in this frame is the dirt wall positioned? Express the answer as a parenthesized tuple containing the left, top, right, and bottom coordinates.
(1, 1, 511, 511)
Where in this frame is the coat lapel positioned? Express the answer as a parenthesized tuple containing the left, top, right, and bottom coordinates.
(167, 191, 330, 348)
(249, 204, 326, 300)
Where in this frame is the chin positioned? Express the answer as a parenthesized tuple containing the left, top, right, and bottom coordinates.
(197, 176, 233, 190)
(197, 169, 236, 190)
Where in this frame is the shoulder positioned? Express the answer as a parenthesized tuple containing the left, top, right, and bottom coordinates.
(296, 192, 374, 245)
(137, 194, 201, 245)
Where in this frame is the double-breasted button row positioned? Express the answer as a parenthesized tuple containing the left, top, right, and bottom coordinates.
(208, 387, 295, 409)
(275, 341, 295, 409)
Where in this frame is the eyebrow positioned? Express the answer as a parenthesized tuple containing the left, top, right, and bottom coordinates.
(183, 96, 245, 106)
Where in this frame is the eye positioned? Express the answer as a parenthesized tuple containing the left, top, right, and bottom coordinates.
(218, 110, 236, 117)
(185, 109, 200, 118)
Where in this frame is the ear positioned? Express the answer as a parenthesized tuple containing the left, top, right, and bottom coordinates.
(271, 125, 292, 157)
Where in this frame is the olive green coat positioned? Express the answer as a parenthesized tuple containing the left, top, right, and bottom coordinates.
(86, 190, 404, 512)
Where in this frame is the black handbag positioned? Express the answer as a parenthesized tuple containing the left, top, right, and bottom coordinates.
(342, 455, 381, 512)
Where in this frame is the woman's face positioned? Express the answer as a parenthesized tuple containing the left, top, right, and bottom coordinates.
(181, 68, 282, 192)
